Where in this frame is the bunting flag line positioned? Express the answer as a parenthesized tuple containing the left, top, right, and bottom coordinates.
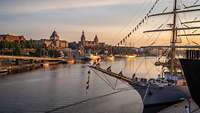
(116, 0, 160, 46)
(86, 74, 90, 90)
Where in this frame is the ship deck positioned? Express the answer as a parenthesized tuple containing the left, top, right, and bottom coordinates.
(158, 99, 200, 113)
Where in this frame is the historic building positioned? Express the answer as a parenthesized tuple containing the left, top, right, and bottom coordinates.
(78, 31, 106, 48)
(42, 30, 68, 49)
(0, 34, 26, 42)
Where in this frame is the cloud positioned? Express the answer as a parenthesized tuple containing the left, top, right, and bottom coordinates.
(0, 0, 147, 14)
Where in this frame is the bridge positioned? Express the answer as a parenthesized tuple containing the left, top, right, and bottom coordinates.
(0, 55, 66, 61)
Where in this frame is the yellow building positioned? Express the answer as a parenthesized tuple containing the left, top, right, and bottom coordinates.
(42, 30, 68, 49)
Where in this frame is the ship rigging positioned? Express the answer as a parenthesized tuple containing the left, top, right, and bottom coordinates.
(89, 0, 200, 111)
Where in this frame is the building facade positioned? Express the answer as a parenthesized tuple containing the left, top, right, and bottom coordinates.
(42, 30, 68, 49)
(78, 31, 106, 48)
(0, 34, 26, 42)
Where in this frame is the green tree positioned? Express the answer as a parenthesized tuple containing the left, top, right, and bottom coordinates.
(14, 43, 21, 56)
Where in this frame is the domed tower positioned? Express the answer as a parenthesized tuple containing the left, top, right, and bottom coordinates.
(94, 35, 98, 44)
(49, 30, 60, 48)
(50, 30, 60, 41)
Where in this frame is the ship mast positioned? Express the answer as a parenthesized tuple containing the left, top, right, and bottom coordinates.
(171, 0, 177, 75)
(144, 0, 200, 76)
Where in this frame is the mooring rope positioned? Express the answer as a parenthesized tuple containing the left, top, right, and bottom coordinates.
(44, 88, 132, 113)
(91, 68, 116, 90)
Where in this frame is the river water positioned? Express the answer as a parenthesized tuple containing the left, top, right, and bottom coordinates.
(0, 57, 161, 113)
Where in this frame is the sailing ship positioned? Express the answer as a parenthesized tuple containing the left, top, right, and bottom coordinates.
(89, 64, 189, 107)
(89, 0, 200, 111)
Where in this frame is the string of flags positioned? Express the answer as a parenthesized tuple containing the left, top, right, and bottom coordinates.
(116, 0, 160, 46)
(86, 74, 90, 91)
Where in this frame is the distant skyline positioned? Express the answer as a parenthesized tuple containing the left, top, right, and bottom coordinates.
(0, 0, 199, 46)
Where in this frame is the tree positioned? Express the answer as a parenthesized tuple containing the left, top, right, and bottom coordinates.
(14, 43, 21, 56)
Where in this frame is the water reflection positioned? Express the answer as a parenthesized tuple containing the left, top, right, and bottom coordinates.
(0, 57, 159, 113)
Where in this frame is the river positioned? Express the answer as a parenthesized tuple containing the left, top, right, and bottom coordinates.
(0, 57, 161, 113)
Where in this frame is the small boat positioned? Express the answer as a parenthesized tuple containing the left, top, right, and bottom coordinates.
(114, 55, 127, 58)
(81, 54, 101, 61)
(114, 54, 137, 59)
(66, 49, 75, 64)
(42, 62, 49, 68)
(0, 67, 8, 75)
(67, 57, 75, 64)
(126, 54, 137, 59)
(0, 68, 8, 73)
(106, 55, 115, 61)
(89, 54, 101, 61)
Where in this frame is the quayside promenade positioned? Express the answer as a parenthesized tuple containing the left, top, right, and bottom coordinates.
(159, 99, 200, 113)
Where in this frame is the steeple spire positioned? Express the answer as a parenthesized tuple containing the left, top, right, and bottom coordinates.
(82, 30, 84, 35)
(94, 35, 98, 43)
(81, 30, 86, 43)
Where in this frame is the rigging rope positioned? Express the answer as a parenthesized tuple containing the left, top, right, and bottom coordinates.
(131, 12, 172, 77)
(111, 0, 149, 44)
(116, 0, 161, 46)
(91, 69, 116, 90)
(178, 15, 200, 45)
(178, 15, 191, 45)
(193, 0, 200, 5)
(44, 89, 132, 113)
(133, 58, 145, 75)
(89, 65, 132, 93)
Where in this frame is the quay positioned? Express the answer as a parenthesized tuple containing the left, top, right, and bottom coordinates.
(0, 55, 65, 61)
(158, 99, 200, 113)
(0, 63, 41, 75)
(0, 62, 63, 76)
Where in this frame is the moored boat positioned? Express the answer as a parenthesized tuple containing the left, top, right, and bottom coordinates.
(0, 67, 8, 75)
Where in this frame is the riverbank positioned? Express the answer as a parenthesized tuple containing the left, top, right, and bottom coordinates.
(0, 63, 42, 76)
(0, 61, 65, 76)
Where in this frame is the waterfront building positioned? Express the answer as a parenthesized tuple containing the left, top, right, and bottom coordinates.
(0, 34, 26, 42)
(41, 30, 68, 49)
(78, 30, 106, 48)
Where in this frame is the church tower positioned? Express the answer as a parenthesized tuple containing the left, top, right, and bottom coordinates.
(50, 30, 60, 41)
(94, 35, 98, 44)
(81, 30, 86, 46)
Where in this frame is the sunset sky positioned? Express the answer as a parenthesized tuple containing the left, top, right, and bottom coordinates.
(0, 0, 199, 46)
